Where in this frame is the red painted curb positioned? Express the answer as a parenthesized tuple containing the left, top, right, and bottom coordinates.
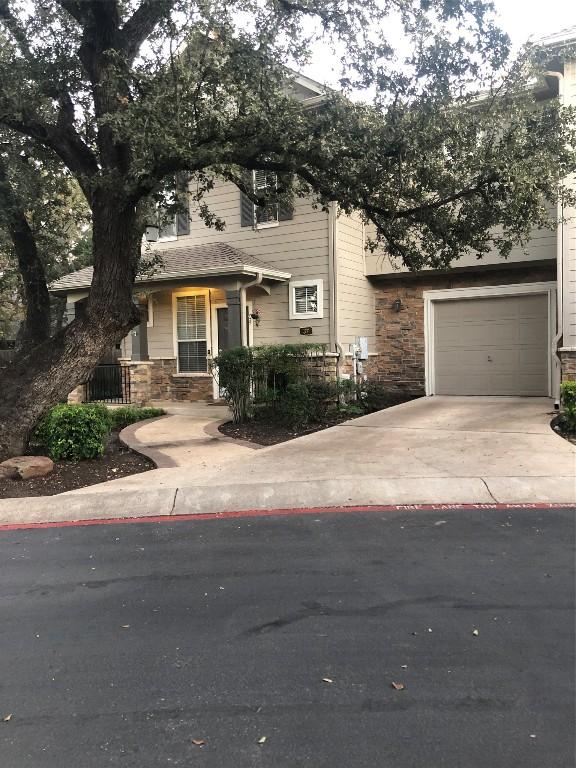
(0, 502, 572, 532)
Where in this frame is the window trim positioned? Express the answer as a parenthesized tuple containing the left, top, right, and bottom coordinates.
(146, 296, 154, 328)
(289, 278, 324, 320)
(172, 289, 211, 375)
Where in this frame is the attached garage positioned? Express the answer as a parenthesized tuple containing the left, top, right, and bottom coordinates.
(424, 284, 555, 396)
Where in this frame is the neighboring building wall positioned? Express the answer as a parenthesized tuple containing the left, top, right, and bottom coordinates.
(371, 264, 557, 394)
(335, 210, 376, 352)
(152, 180, 332, 345)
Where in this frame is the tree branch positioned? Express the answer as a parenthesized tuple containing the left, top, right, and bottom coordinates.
(121, 0, 174, 63)
(0, 156, 51, 348)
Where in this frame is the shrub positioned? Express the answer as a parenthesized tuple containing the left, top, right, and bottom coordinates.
(107, 405, 165, 431)
(35, 404, 111, 461)
(560, 381, 576, 432)
(212, 346, 254, 423)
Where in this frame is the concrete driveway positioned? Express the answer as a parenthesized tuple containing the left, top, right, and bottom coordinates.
(169, 395, 574, 507)
(0, 396, 574, 525)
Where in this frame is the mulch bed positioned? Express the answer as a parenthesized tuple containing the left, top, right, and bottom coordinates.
(551, 415, 576, 446)
(219, 397, 415, 446)
(219, 410, 359, 446)
(0, 431, 154, 499)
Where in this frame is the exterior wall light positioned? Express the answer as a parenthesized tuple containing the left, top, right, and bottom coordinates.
(392, 298, 403, 312)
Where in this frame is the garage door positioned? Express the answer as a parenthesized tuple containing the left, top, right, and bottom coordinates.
(433, 293, 549, 396)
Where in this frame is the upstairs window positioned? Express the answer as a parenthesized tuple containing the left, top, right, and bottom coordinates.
(158, 172, 190, 240)
(289, 279, 323, 320)
(240, 171, 294, 228)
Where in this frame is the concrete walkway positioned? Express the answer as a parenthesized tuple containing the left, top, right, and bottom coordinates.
(118, 400, 259, 470)
(0, 396, 574, 525)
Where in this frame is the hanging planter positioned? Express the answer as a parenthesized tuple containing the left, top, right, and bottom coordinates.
(250, 307, 262, 327)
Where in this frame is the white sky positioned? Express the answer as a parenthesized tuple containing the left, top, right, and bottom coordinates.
(303, 0, 576, 87)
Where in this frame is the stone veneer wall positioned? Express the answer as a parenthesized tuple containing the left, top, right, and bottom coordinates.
(371, 265, 557, 394)
(149, 358, 213, 402)
(560, 351, 576, 382)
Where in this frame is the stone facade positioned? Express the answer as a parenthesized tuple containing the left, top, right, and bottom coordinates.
(122, 361, 154, 406)
(371, 265, 557, 394)
(67, 383, 87, 404)
(559, 350, 576, 382)
(149, 358, 213, 402)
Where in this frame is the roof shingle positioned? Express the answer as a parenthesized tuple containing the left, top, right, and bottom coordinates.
(50, 243, 290, 293)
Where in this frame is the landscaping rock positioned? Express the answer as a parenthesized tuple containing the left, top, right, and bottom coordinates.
(0, 456, 54, 480)
(0, 465, 19, 480)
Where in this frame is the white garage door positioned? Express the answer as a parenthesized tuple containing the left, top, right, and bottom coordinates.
(433, 293, 549, 396)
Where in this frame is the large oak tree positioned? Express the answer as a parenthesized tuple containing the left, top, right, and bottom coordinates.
(0, 0, 574, 459)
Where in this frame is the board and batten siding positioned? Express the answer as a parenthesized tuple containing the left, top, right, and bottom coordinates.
(151, 179, 332, 345)
(563, 59, 576, 350)
(335, 210, 376, 351)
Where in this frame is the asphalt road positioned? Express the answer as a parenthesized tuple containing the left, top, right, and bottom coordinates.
(1, 506, 574, 768)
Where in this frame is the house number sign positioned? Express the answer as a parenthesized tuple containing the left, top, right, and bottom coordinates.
(299, 327, 313, 335)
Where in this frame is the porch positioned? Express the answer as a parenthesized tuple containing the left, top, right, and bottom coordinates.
(56, 244, 291, 405)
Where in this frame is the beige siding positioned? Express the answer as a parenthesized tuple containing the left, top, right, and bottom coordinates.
(335, 210, 376, 352)
(146, 288, 226, 359)
(365, 220, 557, 276)
(152, 179, 331, 345)
(564, 59, 576, 349)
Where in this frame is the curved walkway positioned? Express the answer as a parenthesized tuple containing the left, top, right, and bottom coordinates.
(119, 401, 259, 469)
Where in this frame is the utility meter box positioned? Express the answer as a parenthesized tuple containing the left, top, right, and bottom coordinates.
(356, 336, 369, 361)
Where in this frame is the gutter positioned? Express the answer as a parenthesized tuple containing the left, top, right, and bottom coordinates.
(544, 70, 565, 407)
(241, 271, 263, 346)
(328, 202, 343, 377)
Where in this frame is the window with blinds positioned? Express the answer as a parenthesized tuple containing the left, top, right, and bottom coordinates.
(289, 279, 323, 320)
(176, 295, 207, 373)
(253, 170, 279, 225)
(294, 285, 318, 315)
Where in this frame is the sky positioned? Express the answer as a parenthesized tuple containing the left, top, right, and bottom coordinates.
(303, 0, 576, 88)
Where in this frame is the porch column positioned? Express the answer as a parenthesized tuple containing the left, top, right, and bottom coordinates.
(225, 289, 243, 348)
(131, 299, 149, 361)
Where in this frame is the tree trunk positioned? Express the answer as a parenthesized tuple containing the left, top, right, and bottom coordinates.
(0, 198, 141, 461)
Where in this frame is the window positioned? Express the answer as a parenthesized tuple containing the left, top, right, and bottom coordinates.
(240, 172, 293, 228)
(175, 294, 208, 373)
(289, 279, 323, 320)
(253, 170, 279, 227)
(158, 173, 190, 240)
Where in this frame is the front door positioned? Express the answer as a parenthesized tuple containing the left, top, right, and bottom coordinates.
(211, 302, 253, 399)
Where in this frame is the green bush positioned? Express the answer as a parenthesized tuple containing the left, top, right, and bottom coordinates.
(35, 404, 111, 461)
(212, 346, 254, 423)
(107, 405, 165, 431)
(560, 381, 576, 432)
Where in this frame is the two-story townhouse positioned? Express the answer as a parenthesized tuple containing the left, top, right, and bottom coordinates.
(51, 30, 576, 407)
(50, 74, 377, 404)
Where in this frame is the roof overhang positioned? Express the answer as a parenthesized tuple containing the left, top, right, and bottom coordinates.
(49, 263, 291, 296)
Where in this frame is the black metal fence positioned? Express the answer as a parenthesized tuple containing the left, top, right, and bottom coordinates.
(86, 364, 131, 404)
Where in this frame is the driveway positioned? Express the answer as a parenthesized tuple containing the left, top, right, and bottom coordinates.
(0, 397, 574, 525)
(1, 506, 574, 767)
(114, 395, 575, 503)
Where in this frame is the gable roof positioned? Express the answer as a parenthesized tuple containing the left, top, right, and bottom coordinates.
(49, 243, 291, 294)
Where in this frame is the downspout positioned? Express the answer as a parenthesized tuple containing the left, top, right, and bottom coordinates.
(544, 71, 565, 407)
(328, 202, 343, 377)
(241, 271, 263, 346)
